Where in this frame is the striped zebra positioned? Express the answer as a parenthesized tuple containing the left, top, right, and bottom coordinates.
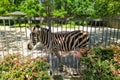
(28, 27, 89, 52)
(27, 26, 89, 71)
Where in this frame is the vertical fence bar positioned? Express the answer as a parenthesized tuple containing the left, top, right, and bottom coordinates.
(19, 17, 24, 54)
(25, 17, 29, 55)
(1, 19, 5, 56)
(3, 19, 6, 56)
(86, 19, 89, 48)
(102, 18, 105, 46)
(89, 19, 93, 47)
(98, 19, 102, 46)
(48, 18, 53, 75)
(112, 19, 116, 44)
(108, 18, 111, 46)
(14, 17, 18, 53)
(105, 19, 109, 47)
(8, 18, 12, 54)
(116, 19, 120, 45)
(94, 19, 97, 46)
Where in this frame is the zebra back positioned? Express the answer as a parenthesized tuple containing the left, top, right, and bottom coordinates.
(35, 27, 89, 52)
(52, 30, 89, 51)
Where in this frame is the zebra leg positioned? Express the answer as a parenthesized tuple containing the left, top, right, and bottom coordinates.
(53, 47, 63, 72)
(54, 51, 63, 72)
(75, 48, 89, 74)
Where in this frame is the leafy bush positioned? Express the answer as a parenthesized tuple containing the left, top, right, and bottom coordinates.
(79, 45, 120, 80)
(0, 53, 51, 80)
(0, 45, 120, 80)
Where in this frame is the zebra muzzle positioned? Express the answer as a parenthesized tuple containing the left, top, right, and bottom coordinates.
(27, 41, 34, 50)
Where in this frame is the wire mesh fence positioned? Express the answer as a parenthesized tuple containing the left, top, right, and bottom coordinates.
(0, 17, 120, 76)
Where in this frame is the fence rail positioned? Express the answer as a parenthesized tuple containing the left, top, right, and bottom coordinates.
(0, 17, 120, 76)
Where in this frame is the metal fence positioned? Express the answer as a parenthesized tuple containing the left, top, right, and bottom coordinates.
(0, 17, 120, 76)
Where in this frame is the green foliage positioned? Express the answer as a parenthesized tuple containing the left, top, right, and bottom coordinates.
(12, 23, 35, 27)
(0, 0, 25, 15)
(0, 0, 11, 15)
(0, 0, 119, 18)
(72, 0, 95, 17)
(94, 0, 120, 18)
(19, 0, 44, 17)
(51, 7, 67, 18)
(0, 53, 51, 80)
(93, 47, 114, 60)
(79, 45, 120, 80)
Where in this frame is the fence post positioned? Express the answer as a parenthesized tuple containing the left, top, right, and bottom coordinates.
(48, 17, 53, 75)
(2, 19, 6, 56)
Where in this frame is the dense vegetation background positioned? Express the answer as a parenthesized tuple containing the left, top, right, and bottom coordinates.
(0, 0, 120, 18)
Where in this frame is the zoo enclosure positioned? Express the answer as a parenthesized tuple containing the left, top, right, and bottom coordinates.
(0, 16, 120, 55)
(0, 17, 120, 75)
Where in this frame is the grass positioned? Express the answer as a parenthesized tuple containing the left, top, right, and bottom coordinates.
(12, 23, 35, 27)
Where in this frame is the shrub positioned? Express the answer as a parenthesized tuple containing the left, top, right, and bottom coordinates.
(0, 53, 51, 80)
(79, 45, 120, 80)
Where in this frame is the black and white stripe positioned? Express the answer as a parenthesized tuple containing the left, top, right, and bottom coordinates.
(28, 27, 89, 53)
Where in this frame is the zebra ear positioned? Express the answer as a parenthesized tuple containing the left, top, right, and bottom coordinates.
(33, 27, 36, 31)
(30, 27, 38, 32)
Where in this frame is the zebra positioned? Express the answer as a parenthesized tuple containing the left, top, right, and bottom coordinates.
(28, 27, 89, 51)
(27, 26, 89, 71)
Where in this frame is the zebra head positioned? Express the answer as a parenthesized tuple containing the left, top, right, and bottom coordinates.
(27, 26, 40, 50)
(27, 26, 49, 50)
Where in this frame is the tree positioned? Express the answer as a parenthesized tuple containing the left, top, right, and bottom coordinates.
(50, 0, 95, 18)
(8, 0, 25, 11)
(0, 0, 119, 18)
(66, 0, 95, 18)
(0, 0, 25, 16)
(19, 0, 44, 17)
(0, 0, 11, 15)
(51, 0, 67, 18)
(39, 0, 52, 17)
(94, 0, 120, 18)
